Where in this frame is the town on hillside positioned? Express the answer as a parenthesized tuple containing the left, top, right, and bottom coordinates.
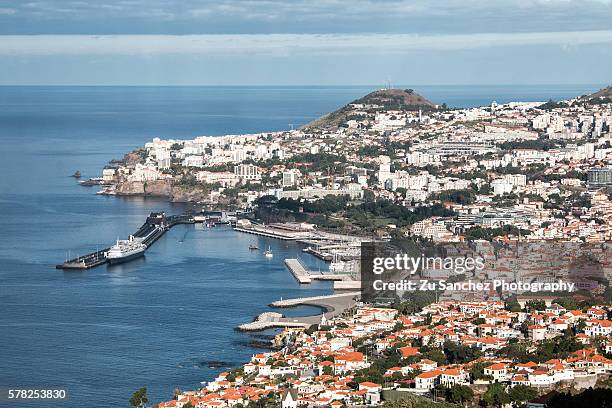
(157, 300, 612, 408)
(95, 87, 612, 245)
(106, 87, 612, 407)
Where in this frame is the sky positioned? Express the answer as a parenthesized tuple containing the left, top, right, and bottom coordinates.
(0, 0, 611, 85)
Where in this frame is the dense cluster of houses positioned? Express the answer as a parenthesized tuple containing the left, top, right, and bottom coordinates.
(158, 301, 612, 407)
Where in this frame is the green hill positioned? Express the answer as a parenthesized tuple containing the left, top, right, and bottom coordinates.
(303, 88, 438, 132)
(582, 86, 612, 105)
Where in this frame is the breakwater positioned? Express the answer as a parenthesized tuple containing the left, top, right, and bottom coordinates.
(56, 212, 194, 269)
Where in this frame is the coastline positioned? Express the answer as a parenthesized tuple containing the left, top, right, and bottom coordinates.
(4, 83, 610, 407)
(113, 180, 212, 203)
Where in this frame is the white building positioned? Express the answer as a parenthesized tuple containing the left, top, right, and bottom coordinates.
(196, 171, 239, 187)
(128, 163, 161, 182)
(234, 164, 261, 181)
(282, 170, 301, 187)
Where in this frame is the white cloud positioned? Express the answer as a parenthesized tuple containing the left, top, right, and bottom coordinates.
(0, 31, 611, 56)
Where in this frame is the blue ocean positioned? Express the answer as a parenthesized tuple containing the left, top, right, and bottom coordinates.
(0, 84, 604, 407)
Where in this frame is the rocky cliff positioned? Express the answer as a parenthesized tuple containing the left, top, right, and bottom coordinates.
(115, 180, 213, 202)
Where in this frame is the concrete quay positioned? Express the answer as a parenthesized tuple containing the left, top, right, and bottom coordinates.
(333, 280, 362, 290)
(270, 292, 360, 308)
(236, 313, 311, 331)
(233, 226, 303, 241)
(285, 258, 354, 284)
(234, 223, 371, 247)
(237, 292, 360, 332)
(284, 259, 312, 283)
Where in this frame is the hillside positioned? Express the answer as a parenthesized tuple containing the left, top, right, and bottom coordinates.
(583, 86, 612, 104)
(351, 88, 437, 110)
(303, 88, 438, 131)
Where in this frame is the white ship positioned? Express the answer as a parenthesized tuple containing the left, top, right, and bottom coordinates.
(106, 236, 146, 264)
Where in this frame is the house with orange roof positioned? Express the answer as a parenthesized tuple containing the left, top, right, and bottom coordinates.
(358, 382, 382, 405)
(439, 368, 468, 387)
(417, 359, 439, 373)
(335, 351, 369, 373)
(548, 318, 569, 332)
(585, 319, 612, 337)
(528, 324, 547, 341)
(562, 309, 588, 323)
(576, 333, 590, 344)
(586, 307, 607, 319)
(545, 303, 567, 316)
(584, 354, 612, 374)
(484, 363, 508, 381)
(528, 369, 555, 386)
(477, 336, 506, 351)
(384, 366, 403, 377)
(243, 363, 257, 375)
(316, 360, 335, 376)
(398, 346, 420, 358)
(251, 353, 268, 363)
(375, 338, 393, 352)
(415, 369, 442, 390)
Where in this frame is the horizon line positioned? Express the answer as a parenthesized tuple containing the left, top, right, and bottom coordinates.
(0, 83, 607, 87)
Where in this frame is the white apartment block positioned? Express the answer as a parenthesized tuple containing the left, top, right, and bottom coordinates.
(234, 164, 261, 181)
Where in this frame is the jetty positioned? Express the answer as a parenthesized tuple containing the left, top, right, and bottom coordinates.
(236, 292, 359, 331)
(284, 258, 353, 284)
(269, 292, 360, 308)
(57, 212, 194, 270)
(284, 259, 313, 283)
(234, 221, 370, 248)
(233, 226, 300, 241)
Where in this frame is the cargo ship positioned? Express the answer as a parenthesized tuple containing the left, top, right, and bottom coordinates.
(106, 236, 146, 264)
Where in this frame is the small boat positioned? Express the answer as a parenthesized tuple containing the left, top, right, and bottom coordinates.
(264, 246, 273, 258)
(249, 244, 259, 250)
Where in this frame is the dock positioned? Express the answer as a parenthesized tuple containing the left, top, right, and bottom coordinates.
(301, 246, 333, 261)
(285, 258, 356, 285)
(237, 292, 359, 331)
(284, 259, 312, 283)
(57, 212, 194, 270)
(269, 292, 360, 308)
(233, 226, 300, 241)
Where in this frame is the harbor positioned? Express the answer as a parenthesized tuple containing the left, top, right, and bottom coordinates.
(234, 221, 365, 290)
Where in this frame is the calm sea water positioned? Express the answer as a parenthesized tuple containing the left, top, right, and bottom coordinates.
(0, 84, 604, 407)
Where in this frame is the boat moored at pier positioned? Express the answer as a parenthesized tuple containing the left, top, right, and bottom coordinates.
(107, 236, 146, 264)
